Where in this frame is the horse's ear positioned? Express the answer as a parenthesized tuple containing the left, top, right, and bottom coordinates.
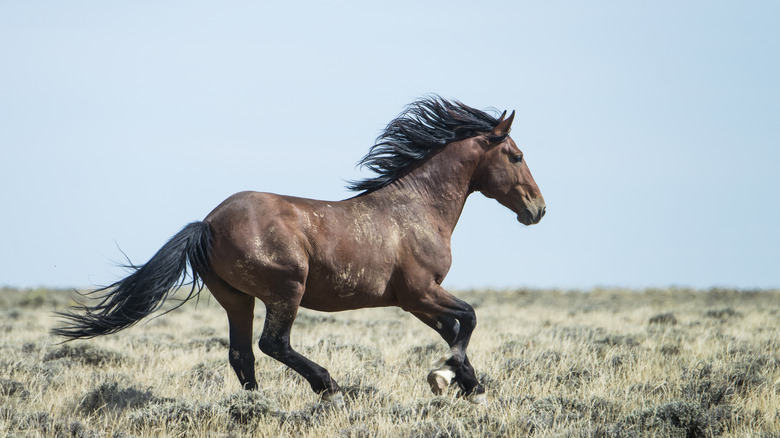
(492, 110, 515, 137)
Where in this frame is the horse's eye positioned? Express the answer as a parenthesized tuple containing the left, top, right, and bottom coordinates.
(513, 153, 523, 164)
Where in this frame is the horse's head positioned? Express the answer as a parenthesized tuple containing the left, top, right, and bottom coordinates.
(472, 111, 546, 225)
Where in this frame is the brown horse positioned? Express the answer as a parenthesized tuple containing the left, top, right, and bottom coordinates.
(54, 96, 545, 404)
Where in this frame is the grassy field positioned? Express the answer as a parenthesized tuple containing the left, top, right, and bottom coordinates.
(0, 286, 778, 437)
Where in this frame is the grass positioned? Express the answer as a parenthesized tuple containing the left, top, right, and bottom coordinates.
(0, 286, 778, 437)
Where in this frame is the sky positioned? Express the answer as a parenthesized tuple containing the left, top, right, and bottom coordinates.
(1, 1, 778, 291)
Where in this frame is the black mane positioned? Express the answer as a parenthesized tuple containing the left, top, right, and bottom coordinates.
(348, 96, 505, 193)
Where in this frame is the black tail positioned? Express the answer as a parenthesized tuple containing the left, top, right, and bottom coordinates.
(53, 221, 213, 340)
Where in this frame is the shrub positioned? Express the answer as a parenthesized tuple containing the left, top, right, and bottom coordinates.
(0, 379, 28, 398)
(649, 312, 678, 325)
(127, 399, 223, 431)
(77, 382, 154, 415)
(222, 390, 279, 424)
(43, 344, 124, 366)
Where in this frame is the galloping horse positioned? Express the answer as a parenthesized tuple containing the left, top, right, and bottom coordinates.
(54, 96, 546, 404)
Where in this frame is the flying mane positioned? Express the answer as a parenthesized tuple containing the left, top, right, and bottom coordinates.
(348, 96, 506, 193)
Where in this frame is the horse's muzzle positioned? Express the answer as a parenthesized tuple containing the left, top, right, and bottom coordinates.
(517, 205, 546, 225)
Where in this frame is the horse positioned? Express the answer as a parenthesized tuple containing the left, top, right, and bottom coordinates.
(53, 96, 546, 404)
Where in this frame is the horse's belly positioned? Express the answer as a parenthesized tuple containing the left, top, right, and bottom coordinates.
(299, 268, 395, 312)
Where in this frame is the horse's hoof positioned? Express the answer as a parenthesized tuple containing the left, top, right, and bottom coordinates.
(468, 393, 488, 406)
(321, 391, 345, 407)
(427, 369, 455, 395)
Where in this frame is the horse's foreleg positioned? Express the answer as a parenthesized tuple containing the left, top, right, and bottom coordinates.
(259, 301, 342, 401)
(411, 312, 484, 398)
(401, 286, 482, 401)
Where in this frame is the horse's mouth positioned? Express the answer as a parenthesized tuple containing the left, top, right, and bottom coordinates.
(517, 206, 546, 225)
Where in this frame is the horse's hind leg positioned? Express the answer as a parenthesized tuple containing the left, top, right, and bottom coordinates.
(204, 275, 258, 390)
(412, 312, 484, 398)
(259, 299, 342, 401)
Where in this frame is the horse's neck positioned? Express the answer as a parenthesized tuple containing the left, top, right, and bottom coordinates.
(360, 141, 479, 234)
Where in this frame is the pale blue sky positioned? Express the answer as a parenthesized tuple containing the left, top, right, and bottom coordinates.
(1, 1, 778, 290)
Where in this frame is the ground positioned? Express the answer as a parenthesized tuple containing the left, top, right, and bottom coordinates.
(1, 287, 778, 437)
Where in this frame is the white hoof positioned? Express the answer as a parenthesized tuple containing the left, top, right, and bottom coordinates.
(468, 393, 488, 406)
(427, 368, 455, 395)
(321, 392, 345, 407)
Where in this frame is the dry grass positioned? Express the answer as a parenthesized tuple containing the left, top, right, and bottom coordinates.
(1, 286, 779, 437)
